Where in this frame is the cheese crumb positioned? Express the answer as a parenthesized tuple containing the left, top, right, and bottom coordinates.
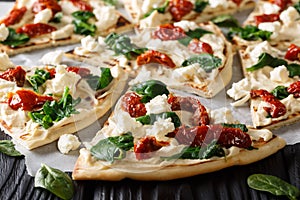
(57, 134, 81, 154)
(94, 6, 118, 31)
(34, 8, 52, 24)
(0, 52, 14, 70)
(270, 65, 289, 83)
(145, 94, 172, 114)
(40, 50, 64, 65)
(280, 6, 300, 26)
(0, 24, 9, 42)
(258, 21, 281, 40)
(81, 36, 100, 52)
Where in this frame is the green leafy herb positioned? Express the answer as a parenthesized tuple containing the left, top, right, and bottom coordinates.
(166, 140, 225, 160)
(72, 11, 96, 36)
(228, 25, 272, 41)
(194, 0, 209, 13)
(221, 123, 248, 132)
(247, 174, 300, 200)
(294, 1, 300, 14)
(246, 53, 288, 72)
(181, 54, 222, 72)
(286, 63, 300, 77)
(85, 68, 113, 90)
(136, 112, 181, 128)
(131, 80, 170, 102)
(0, 140, 22, 157)
(50, 12, 63, 23)
(144, 1, 169, 18)
(35, 164, 74, 200)
(178, 28, 212, 46)
(90, 133, 134, 162)
(271, 86, 289, 100)
(1, 28, 30, 47)
(212, 14, 239, 28)
(28, 87, 81, 129)
(28, 69, 51, 92)
(105, 33, 147, 59)
(102, 0, 118, 6)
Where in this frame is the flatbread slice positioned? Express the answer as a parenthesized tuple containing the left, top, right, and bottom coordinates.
(72, 79, 286, 181)
(0, 0, 133, 56)
(0, 58, 128, 149)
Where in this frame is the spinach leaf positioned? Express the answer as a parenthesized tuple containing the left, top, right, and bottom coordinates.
(247, 174, 300, 200)
(144, 1, 169, 18)
(0, 140, 22, 157)
(166, 140, 225, 160)
(246, 53, 288, 72)
(90, 133, 134, 162)
(181, 54, 222, 72)
(105, 33, 147, 59)
(131, 80, 170, 102)
(194, 0, 209, 13)
(294, 1, 300, 14)
(72, 11, 96, 36)
(28, 69, 51, 92)
(221, 123, 248, 132)
(102, 0, 118, 6)
(1, 28, 30, 47)
(35, 164, 74, 200)
(228, 25, 272, 41)
(50, 12, 63, 23)
(178, 28, 212, 46)
(136, 112, 181, 128)
(271, 86, 289, 100)
(85, 67, 113, 90)
(286, 63, 300, 77)
(28, 87, 81, 129)
(212, 14, 239, 28)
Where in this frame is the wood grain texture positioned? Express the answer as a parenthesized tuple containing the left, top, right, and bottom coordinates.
(1, 132, 299, 200)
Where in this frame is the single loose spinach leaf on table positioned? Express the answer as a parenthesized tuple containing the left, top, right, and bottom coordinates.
(0, 140, 22, 157)
(247, 174, 300, 200)
(35, 164, 74, 200)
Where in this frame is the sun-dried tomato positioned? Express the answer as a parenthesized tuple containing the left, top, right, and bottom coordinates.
(250, 89, 286, 118)
(152, 24, 186, 41)
(137, 50, 176, 68)
(121, 92, 147, 118)
(69, 0, 93, 12)
(32, 0, 62, 16)
(287, 81, 300, 98)
(7, 89, 53, 111)
(232, 0, 242, 5)
(188, 39, 214, 54)
(167, 94, 209, 126)
(254, 14, 280, 25)
(0, 66, 26, 87)
(269, 0, 292, 10)
(169, 0, 194, 22)
(66, 66, 91, 78)
(0, 7, 27, 26)
(171, 125, 252, 148)
(134, 136, 169, 160)
(16, 23, 57, 37)
(284, 44, 300, 61)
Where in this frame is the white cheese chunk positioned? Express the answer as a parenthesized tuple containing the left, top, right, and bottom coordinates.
(209, 0, 229, 8)
(172, 63, 206, 82)
(94, 6, 118, 31)
(39, 50, 64, 65)
(16, 0, 36, 9)
(34, 8, 52, 24)
(59, 1, 79, 15)
(145, 94, 172, 114)
(173, 20, 198, 32)
(146, 117, 175, 141)
(280, 6, 300, 26)
(0, 104, 27, 128)
(247, 129, 273, 142)
(0, 52, 14, 70)
(51, 24, 74, 40)
(81, 35, 100, 52)
(0, 24, 9, 42)
(227, 78, 251, 100)
(209, 107, 236, 124)
(270, 65, 290, 83)
(248, 41, 282, 63)
(57, 134, 81, 154)
(258, 21, 281, 40)
(110, 65, 121, 78)
(260, 2, 281, 14)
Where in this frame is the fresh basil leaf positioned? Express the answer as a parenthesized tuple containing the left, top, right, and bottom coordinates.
(247, 174, 300, 200)
(105, 33, 147, 59)
(212, 14, 239, 28)
(72, 19, 96, 36)
(131, 80, 170, 102)
(294, 1, 300, 14)
(72, 11, 95, 21)
(178, 28, 212, 46)
(28, 87, 81, 129)
(221, 123, 248, 132)
(228, 25, 272, 41)
(271, 86, 289, 100)
(0, 140, 22, 157)
(28, 69, 51, 92)
(97, 68, 113, 90)
(102, 0, 118, 6)
(194, 0, 208, 13)
(1, 28, 30, 47)
(181, 54, 222, 72)
(136, 112, 181, 128)
(35, 164, 74, 200)
(286, 63, 300, 77)
(144, 0, 169, 18)
(50, 12, 63, 23)
(90, 133, 134, 162)
(247, 53, 288, 72)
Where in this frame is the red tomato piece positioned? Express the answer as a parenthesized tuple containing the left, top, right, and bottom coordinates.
(169, 0, 194, 22)
(152, 24, 186, 41)
(137, 50, 176, 68)
(16, 23, 57, 37)
(285, 44, 300, 61)
(0, 66, 26, 87)
(0, 7, 27, 26)
(121, 92, 147, 118)
(188, 39, 214, 54)
(254, 14, 280, 25)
